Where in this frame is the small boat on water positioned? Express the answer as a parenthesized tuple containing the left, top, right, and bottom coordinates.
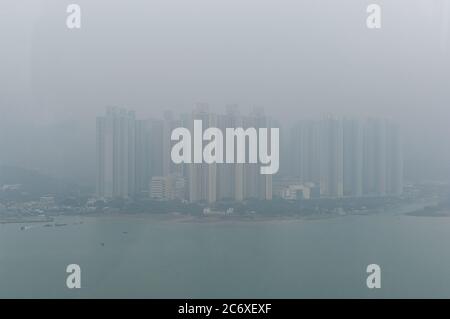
(20, 225, 33, 231)
(54, 223, 67, 227)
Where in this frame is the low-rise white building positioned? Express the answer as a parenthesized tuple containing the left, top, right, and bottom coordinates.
(280, 184, 315, 200)
(150, 175, 186, 200)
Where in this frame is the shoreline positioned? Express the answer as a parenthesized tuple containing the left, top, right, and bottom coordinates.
(1, 201, 435, 225)
(0, 217, 54, 225)
(61, 211, 358, 224)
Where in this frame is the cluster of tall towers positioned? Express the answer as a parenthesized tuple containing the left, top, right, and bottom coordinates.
(185, 104, 274, 203)
(96, 107, 403, 202)
(285, 116, 403, 198)
(96, 105, 273, 203)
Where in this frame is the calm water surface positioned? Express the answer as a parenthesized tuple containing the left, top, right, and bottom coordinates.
(1, 211, 449, 298)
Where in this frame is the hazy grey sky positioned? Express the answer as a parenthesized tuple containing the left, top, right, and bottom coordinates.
(1, 0, 449, 184)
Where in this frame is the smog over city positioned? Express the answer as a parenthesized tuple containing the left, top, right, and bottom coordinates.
(1, 0, 450, 304)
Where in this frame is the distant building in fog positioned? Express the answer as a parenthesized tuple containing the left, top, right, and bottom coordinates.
(150, 175, 186, 200)
(96, 107, 163, 199)
(289, 120, 320, 185)
(96, 107, 402, 201)
(319, 115, 344, 198)
(386, 122, 403, 195)
(363, 118, 403, 196)
(217, 105, 243, 201)
(343, 119, 363, 197)
(288, 116, 403, 199)
(280, 184, 314, 200)
(96, 107, 136, 198)
(242, 107, 273, 201)
(187, 104, 217, 203)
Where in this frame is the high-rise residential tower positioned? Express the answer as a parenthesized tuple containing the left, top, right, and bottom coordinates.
(243, 107, 273, 200)
(96, 107, 136, 198)
(290, 120, 321, 185)
(363, 118, 388, 196)
(188, 104, 217, 203)
(386, 122, 403, 195)
(319, 115, 344, 198)
(343, 119, 363, 197)
(217, 105, 244, 201)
